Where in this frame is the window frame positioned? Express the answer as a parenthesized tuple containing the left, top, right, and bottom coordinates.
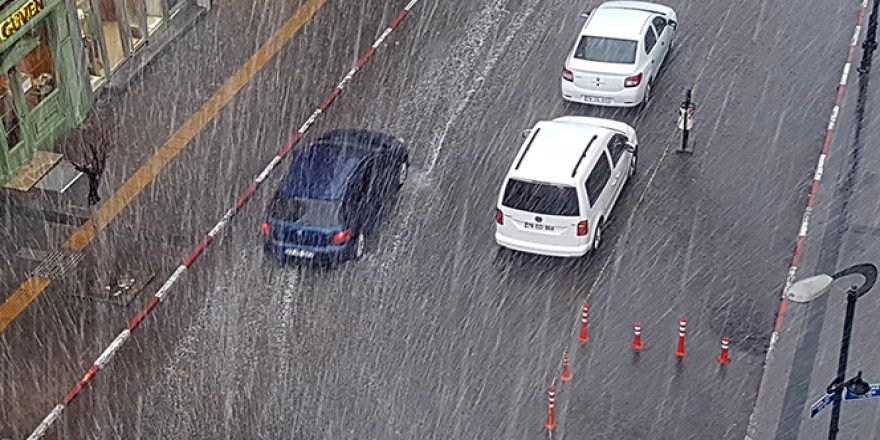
(501, 178, 581, 217)
(652, 16, 667, 36)
(344, 161, 375, 224)
(584, 152, 612, 207)
(643, 27, 658, 55)
(16, 22, 61, 112)
(0, 76, 24, 153)
(606, 134, 628, 167)
(574, 35, 639, 64)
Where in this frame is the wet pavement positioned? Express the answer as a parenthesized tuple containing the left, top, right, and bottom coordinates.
(0, 0, 874, 439)
(748, 5, 880, 438)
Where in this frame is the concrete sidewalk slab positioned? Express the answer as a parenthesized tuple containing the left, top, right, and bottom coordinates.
(747, 11, 880, 439)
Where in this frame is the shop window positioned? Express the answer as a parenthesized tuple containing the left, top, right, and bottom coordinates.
(17, 24, 58, 110)
(123, 0, 146, 48)
(0, 75, 23, 150)
(97, 0, 125, 70)
(145, 0, 164, 34)
(77, 0, 107, 89)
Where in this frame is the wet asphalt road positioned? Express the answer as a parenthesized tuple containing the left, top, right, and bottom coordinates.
(0, 0, 867, 438)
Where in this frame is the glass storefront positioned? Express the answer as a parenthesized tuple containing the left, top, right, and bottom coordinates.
(0, 0, 84, 184)
(74, 0, 168, 90)
(17, 23, 59, 110)
(0, 0, 206, 184)
(145, 0, 162, 33)
(0, 74, 23, 153)
(122, 0, 146, 49)
(76, 0, 106, 88)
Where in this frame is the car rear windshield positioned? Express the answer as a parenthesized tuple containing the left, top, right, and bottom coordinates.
(501, 179, 580, 216)
(574, 36, 637, 64)
(268, 197, 342, 226)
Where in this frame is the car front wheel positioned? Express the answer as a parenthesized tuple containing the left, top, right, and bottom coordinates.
(629, 153, 637, 178)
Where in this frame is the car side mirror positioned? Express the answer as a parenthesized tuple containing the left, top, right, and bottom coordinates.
(667, 19, 677, 30)
(580, 10, 591, 19)
(625, 142, 637, 153)
(521, 129, 533, 139)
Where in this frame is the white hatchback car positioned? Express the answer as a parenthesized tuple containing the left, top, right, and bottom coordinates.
(561, 1, 677, 107)
(495, 116, 638, 257)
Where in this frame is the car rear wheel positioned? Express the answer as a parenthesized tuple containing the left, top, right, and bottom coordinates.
(642, 81, 652, 105)
(354, 233, 365, 259)
(592, 222, 603, 251)
(397, 161, 408, 187)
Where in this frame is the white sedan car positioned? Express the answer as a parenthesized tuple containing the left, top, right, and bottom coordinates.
(561, 1, 677, 107)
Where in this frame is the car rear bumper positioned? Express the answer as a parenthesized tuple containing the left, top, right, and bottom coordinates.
(495, 231, 591, 258)
(561, 79, 644, 107)
(263, 240, 350, 265)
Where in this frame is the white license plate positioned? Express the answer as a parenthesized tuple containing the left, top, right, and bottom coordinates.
(285, 248, 315, 258)
(523, 222, 555, 231)
(583, 96, 612, 104)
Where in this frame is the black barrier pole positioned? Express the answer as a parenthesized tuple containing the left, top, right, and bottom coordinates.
(858, 0, 880, 73)
(682, 89, 690, 151)
(678, 89, 695, 153)
(827, 287, 858, 440)
(825, 264, 879, 439)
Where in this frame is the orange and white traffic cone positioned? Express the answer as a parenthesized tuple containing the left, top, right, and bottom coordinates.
(675, 317, 687, 358)
(631, 322, 644, 351)
(717, 336, 731, 365)
(545, 385, 557, 430)
(561, 352, 572, 382)
(577, 301, 590, 343)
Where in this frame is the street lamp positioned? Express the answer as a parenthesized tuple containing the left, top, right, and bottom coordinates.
(785, 263, 878, 440)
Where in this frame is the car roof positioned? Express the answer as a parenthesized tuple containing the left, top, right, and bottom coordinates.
(508, 120, 614, 186)
(278, 143, 370, 200)
(583, 6, 652, 40)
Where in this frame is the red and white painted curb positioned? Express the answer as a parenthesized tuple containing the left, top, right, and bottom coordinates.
(744, 0, 868, 437)
(27, 1, 420, 438)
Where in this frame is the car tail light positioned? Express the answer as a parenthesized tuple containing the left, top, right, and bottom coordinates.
(495, 208, 504, 225)
(562, 67, 574, 82)
(624, 73, 642, 87)
(261, 222, 271, 236)
(577, 220, 588, 236)
(331, 229, 353, 245)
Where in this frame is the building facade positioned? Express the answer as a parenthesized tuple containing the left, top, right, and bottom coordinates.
(0, 0, 84, 184)
(0, 0, 207, 184)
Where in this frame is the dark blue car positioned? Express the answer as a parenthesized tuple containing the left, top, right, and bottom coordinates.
(262, 129, 409, 265)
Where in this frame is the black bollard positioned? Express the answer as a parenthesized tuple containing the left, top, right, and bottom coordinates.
(678, 89, 696, 153)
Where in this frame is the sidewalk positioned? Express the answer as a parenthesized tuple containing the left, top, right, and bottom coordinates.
(0, 3, 210, 301)
(746, 29, 880, 440)
(0, 0, 304, 308)
(0, 0, 346, 434)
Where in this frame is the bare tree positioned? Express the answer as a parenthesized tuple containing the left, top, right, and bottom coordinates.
(69, 114, 111, 206)
(66, 113, 118, 296)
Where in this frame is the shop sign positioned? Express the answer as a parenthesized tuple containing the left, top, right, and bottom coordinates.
(0, 0, 45, 41)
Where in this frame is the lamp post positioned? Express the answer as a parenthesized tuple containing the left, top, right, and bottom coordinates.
(786, 263, 878, 440)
